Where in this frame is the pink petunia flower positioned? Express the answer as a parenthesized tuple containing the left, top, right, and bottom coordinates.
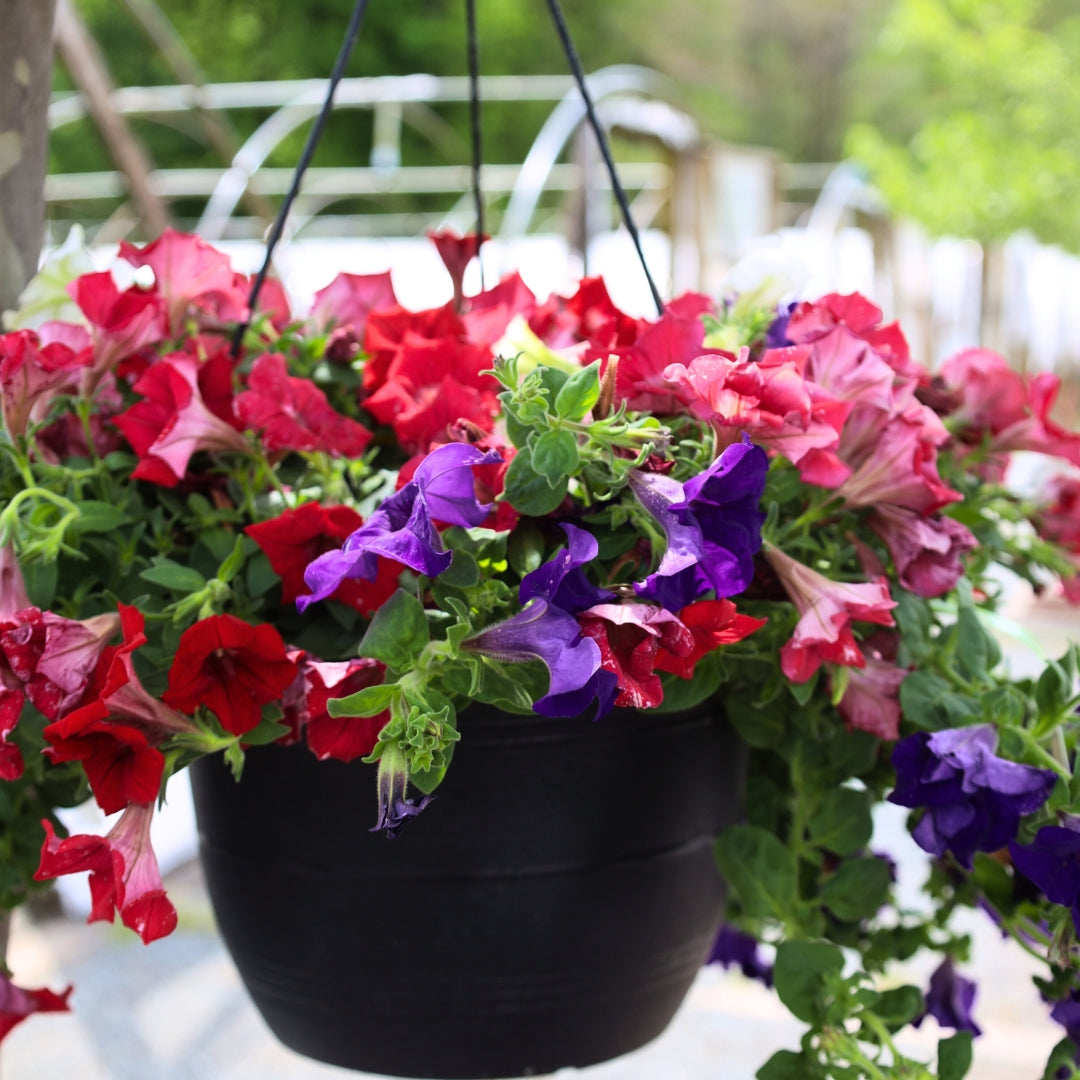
(112, 349, 250, 486)
(765, 544, 897, 684)
(0, 328, 93, 439)
(836, 631, 908, 740)
(119, 228, 248, 334)
(940, 347, 1080, 468)
(35, 803, 178, 944)
(834, 401, 961, 514)
(663, 347, 852, 485)
(309, 269, 397, 334)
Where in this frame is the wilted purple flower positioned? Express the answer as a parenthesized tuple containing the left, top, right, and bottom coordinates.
(1010, 822, 1080, 934)
(371, 748, 433, 838)
(706, 925, 773, 987)
(298, 443, 500, 611)
(464, 524, 618, 718)
(915, 958, 982, 1036)
(889, 725, 1057, 868)
(631, 436, 768, 607)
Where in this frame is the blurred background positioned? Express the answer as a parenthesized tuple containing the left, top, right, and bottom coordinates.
(5, 1, 1080, 1077)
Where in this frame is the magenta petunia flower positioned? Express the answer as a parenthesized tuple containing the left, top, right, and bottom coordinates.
(871, 504, 977, 599)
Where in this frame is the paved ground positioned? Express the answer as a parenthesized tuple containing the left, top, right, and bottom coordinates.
(3, 592, 1076, 1080)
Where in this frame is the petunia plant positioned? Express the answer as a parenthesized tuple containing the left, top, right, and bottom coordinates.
(3, 228, 1080, 1079)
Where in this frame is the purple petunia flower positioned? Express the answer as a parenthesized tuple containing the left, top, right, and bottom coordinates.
(1010, 822, 1080, 935)
(464, 523, 618, 718)
(706, 925, 773, 987)
(519, 522, 615, 612)
(888, 725, 1057, 869)
(298, 443, 500, 611)
(1048, 989, 1080, 1072)
(631, 436, 768, 608)
(765, 301, 798, 349)
(915, 958, 982, 1036)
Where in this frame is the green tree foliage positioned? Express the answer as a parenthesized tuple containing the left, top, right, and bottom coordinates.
(845, 0, 1080, 249)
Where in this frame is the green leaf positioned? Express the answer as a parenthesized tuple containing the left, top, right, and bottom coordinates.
(727, 693, 788, 751)
(955, 593, 991, 682)
(553, 360, 601, 421)
(328, 683, 399, 718)
(409, 748, 453, 794)
(807, 788, 874, 856)
(874, 984, 923, 1032)
(503, 451, 570, 515)
(938, 1031, 974, 1080)
(756, 1049, 807, 1080)
(358, 589, 430, 670)
(772, 940, 844, 1023)
(821, 856, 893, 922)
(239, 717, 292, 746)
(654, 654, 723, 713)
(215, 535, 247, 583)
(439, 548, 479, 588)
(507, 518, 545, 575)
(72, 500, 131, 533)
(531, 428, 580, 485)
(715, 824, 798, 922)
(139, 557, 207, 593)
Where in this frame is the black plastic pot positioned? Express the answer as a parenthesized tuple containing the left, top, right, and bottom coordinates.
(190, 702, 744, 1079)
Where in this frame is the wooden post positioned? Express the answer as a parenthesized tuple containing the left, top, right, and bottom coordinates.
(0, 0, 59, 313)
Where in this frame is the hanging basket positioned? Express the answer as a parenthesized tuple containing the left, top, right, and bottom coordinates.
(190, 701, 744, 1078)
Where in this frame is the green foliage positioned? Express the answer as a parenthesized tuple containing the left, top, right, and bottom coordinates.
(846, 0, 1080, 248)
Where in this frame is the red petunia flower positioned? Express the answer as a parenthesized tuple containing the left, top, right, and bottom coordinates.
(282, 653, 389, 763)
(0, 970, 71, 1044)
(245, 502, 403, 612)
(578, 602, 695, 710)
(653, 599, 767, 680)
(35, 803, 178, 944)
(364, 335, 499, 453)
(163, 614, 299, 735)
(234, 352, 373, 457)
(428, 228, 488, 310)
